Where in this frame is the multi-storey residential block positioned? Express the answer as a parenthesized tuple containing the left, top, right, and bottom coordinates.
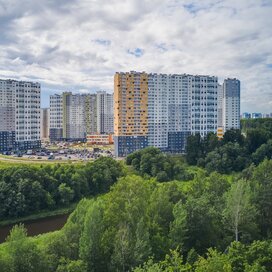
(97, 91, 114, 134)
(222, 78, 240, 132)
(40, 108, 50, 140)
(49, 91, 113, 142)
(114, 71, 219, 157)
(49, 94, 63, 141)
(0, 79, 41, 151)
(242, 112, 251, 119)
(63, 93, 87, 140)
(85, 94, 97, 134)
(252, 112, 262, 119)
(114, 72, 149, 157)
(217, 84, 223, 127)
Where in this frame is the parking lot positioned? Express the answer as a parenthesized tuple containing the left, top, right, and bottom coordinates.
(1, 143, 115, 162)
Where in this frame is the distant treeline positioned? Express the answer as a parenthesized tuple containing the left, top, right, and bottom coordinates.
(0, 157, 123, 220)
(186, 118, 272, 173)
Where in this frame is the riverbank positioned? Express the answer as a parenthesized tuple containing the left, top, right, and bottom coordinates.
(0, 204, 76, 227)
(0, 213, 71, 243)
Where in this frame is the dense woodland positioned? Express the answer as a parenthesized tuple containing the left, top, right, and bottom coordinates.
(0, 118, 272, 271)
(186, 118, 272, 173)
(0, 157, 123, 220)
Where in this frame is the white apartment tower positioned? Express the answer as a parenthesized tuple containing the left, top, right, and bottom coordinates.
(63, 93, 87, 140)
(217, 84, 223, 127)
(222, 78, 240, 132)
(0, 79, 41, 151)
(114, 72, 218, 156)
(85, 94, 97, 134)
(97, 91, 114, 134)
(147, 73, 217, 152)
(49, 94, 63, 141)
(49, 91, 114, 141)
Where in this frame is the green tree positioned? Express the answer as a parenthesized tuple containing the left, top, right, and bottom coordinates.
(186, 134, 204, 165)
(6, 224, 47, 272)
(223, 180, 257, 242)
(56, 258, 87, 272)
(169, 201, 188, 250)
(58, 183, 74, 205)
(251, 159, 272, 237)
(245, 129, 270, 153)
(195, 248, 231, 272)
(222, 129, 244, 146)
(79, 199, 106, 272)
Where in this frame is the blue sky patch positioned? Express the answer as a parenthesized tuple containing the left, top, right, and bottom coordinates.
(94, 39, 111, 46)
(127, 48, 144, 57)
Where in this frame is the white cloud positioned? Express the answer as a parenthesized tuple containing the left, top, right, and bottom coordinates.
(0, 0, 271, 112)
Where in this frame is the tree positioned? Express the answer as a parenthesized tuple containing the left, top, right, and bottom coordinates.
(222, 129, 244, 146)
(251, 159, 272, 237)
(186, 134, 204, 165)
(223, 180, 257, 242)
(79, 199, 106, 272)
(58, 183, 74, 205)
(195, 248, 231, 272)
(245, 129, 270, 154)
(56, 258, 87, 272)
(169, 201, 188, 250)
(252, 140, 272, 165)
(204, 143, 249, 174)
(133, 249, 191, 271)
(6, 224, 47, 272)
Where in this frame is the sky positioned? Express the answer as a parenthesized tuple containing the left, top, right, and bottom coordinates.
(0, 0, 272, 112)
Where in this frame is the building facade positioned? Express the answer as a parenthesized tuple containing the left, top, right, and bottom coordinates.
(97, 91, 114, 134)
(222, 78, 240, 132)
(63, 93, 87, 141)
(87, 134, 113, 145)
(114, 72, 219, 157)
(49, 91, 113, 142)
(49, 94, 63, 141)
(114, 72, 149, 157)
(85, 94, 97, 134)
(0, 79, 41, 151)
(40, 108, 50, 140)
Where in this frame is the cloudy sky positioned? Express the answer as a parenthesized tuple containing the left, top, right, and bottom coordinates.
(0, 0, 272, 112)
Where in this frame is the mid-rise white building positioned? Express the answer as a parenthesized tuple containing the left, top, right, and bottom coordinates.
(222, 78, 240, 132)
(0, 79, 41, 151)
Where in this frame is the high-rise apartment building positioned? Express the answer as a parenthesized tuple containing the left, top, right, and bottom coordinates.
(114, 72, 149, 156)
(63, 93, 87, 140)
(252, 112, 262, 119)
(217, 84, 223, 127)
(242, 112, 251, 119)
(114, 71, 218, 157)
(0, 79, 41, 151)
(49, 94, 63, 141)
(85, 94, 97, 134)
(97, 91, 114, 134)
(222, 78, 240, 132)
(49, 91, 113, 141)
(40, 108, 50, 140)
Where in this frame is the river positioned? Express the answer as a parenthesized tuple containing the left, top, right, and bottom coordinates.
(0, 213, 69, 243)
